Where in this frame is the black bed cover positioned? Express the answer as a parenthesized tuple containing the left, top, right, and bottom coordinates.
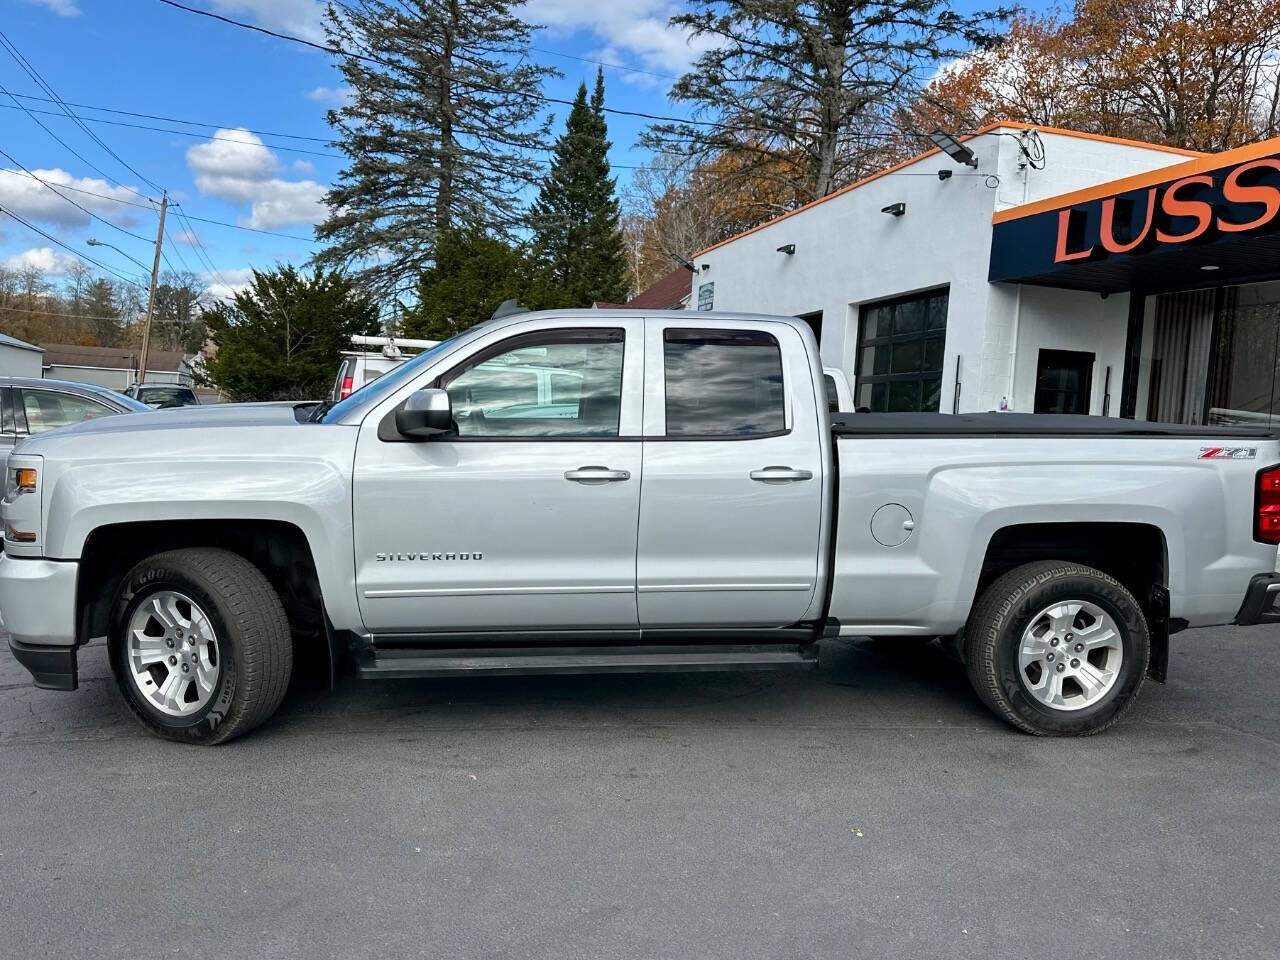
(831, 412, 1277, 439)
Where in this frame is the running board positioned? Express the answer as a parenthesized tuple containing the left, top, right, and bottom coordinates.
(355, 643, 818, 679)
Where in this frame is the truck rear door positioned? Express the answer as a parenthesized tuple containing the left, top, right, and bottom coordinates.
(636, 318, 828, 629)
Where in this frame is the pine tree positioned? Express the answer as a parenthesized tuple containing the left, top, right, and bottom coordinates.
(530, 68, 629, 307)
(641, 0, 1009, 203)
(314, 0, 557, 301)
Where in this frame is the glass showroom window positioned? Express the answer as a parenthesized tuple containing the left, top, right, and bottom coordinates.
(855, 288, 949, 412)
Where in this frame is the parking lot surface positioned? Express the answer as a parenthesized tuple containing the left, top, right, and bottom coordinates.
(1, 626, 1277, 960)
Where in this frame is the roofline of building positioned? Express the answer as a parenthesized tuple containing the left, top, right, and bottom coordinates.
(0, 337, 43, 354)
(991, 134, 1280, 225)
(693, 121, 1206, 259)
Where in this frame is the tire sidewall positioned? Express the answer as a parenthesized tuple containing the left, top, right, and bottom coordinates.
(994, 573, 1148, 734)
(110, 561, 240, 742)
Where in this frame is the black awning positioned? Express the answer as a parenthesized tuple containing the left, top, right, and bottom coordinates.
(989, 145, 1280, 293)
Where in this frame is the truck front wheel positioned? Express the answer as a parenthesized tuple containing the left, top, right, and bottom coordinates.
(109, 547, 293, 744)
(964, 561, 1150, 736)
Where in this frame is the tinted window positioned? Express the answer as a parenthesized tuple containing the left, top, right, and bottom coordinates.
(856, 288, 948, 413)
(663, 329, 785, 437)
(824, 374, 840, 413)
(21, 389, 114, 433)
(1, 387, 14, 434)
(440, 329, 624, 438)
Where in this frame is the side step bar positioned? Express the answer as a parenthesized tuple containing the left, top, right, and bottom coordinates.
(355, 643, 818, 679)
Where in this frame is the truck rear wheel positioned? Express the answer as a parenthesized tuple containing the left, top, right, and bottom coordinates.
(109, 548, 293, 745)
(964, 561, 1149, 736)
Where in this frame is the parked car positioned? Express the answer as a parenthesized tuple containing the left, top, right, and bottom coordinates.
(123, 383, 201, 409)
(3, 310, 1279, 745)
(332, 335, 439, 402)
(1, 377, 149, 455)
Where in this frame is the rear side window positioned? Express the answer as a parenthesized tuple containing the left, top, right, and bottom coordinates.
(21, 389, 113, 433)
(663, 329, 785, 438)
(824, 374, 840, 413)
(0, 387, 14, 434)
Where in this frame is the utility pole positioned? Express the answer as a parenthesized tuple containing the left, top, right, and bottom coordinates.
(137, 193, 168, 385)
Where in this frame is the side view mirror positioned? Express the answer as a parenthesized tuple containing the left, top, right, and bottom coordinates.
(395, 388, 453, 438)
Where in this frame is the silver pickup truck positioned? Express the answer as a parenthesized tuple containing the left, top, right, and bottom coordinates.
(3, 310, 1278, 744)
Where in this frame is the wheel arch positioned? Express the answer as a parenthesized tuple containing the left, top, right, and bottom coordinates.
(78, 519, 341, 687)
(975, 521, 1172, 682)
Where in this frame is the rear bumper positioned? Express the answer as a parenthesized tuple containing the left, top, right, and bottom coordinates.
(1234, 572, 1280, 626)
(0, 554, 79, 689)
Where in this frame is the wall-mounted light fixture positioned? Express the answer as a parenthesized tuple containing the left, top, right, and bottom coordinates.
(937, 169, 953, 181)
(776, 243, 796, 255)
(881, 202, 906, 217)
(929, 129, 978, 168)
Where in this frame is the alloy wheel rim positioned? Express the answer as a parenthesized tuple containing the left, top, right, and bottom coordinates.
(1017, 599, 1123, 712)
(126, 590, 220, 718)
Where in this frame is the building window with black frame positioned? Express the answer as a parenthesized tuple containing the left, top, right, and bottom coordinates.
(855, 287, 948, 412)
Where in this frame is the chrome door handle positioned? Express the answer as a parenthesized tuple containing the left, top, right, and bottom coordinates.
(749, 466, 814, 483)
(565, 466, 631, 483)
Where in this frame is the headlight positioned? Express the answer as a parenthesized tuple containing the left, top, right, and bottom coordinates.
(5, 466, 37, 500)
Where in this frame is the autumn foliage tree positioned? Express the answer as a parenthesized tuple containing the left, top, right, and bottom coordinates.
(898, 0, 1280, 155)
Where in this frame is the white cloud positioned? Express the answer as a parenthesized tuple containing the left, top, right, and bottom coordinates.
(201, 266, 256, 303)
(293, 158, 316, 174)
(0, 167, 142, 229)
(186, 129, 327, 229)
(170, 230, 201, 246)
(209, 0, 324, 42)
(523, 0, 712, 81)
(19, 0, 80, 16)
(4, 246, 78, 275)
(244, 180, 327, 229)
(307, 85, 354, 105)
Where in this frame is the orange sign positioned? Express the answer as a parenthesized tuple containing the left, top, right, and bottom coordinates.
(1053, 158, 1280, 263)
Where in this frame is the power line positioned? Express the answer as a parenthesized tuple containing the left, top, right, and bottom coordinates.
(5, 92, 333, 142)
(0, 302, 137, 321)
(155, 0, 730, 129)
(0, 100, 651, 168)
(0, 204, 147, 289)
(0, 103, 343, 159)
(0, 30, 166, 196)
(0, 145, 154, 246)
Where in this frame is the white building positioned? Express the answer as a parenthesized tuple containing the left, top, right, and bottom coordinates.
(694, 122, 1280, 423)
(0, 333, 43, 379)
(39, 343, 194, 391)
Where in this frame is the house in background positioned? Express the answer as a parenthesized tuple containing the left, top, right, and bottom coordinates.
(625, 268, 694, 310)
(39, 343, 194, 391)
(0, 333, 44, 378)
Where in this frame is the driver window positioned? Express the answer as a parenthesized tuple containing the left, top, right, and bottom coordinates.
(439, 328, 623, 438)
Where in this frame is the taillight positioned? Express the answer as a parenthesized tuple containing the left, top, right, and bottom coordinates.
(1257, 466, 1280, 543)
(339, 375, 354, 399)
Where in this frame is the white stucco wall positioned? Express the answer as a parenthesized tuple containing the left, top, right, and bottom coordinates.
(696, 125, 1197, 413)
(0, 342, 43, 378)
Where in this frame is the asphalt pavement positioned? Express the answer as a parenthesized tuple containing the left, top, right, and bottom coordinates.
(1, 626, 1277, 960)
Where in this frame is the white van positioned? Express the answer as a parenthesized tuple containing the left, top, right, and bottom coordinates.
(331, 335, 439, 402)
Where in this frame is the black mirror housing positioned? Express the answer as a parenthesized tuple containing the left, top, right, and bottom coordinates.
(396, 388, 453, 438)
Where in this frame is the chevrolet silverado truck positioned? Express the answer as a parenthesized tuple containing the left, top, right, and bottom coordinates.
(3, 309, 1279, 744)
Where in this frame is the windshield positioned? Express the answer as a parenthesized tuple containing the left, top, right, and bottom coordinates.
(322, 334, 462, 423)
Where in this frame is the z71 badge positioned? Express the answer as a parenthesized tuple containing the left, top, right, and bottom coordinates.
(1198, 447, 1257, 460)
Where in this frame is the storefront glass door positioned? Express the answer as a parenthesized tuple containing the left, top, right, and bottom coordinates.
(1142, 281, 1280, 427)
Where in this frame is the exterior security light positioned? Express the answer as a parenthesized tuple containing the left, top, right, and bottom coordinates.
(881, 202, 906, 217)
(776, 243, 796, 255)
(937, 169, 953, 181)
(929, 130, 978, 168)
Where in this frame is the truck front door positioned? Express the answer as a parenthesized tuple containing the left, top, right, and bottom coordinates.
(636, 319, 829, 629)
(351, 318, 644, 635)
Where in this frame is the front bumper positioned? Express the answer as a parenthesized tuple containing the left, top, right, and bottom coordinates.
(1234, 572, 1280, 626)
(0, 554, 79, 689)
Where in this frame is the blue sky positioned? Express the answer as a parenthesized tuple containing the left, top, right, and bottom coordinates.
(0, 0, 1016, 302)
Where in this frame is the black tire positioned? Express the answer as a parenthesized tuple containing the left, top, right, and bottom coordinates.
(964, 560, 1149, 736)
(109, 547, 293, 745)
